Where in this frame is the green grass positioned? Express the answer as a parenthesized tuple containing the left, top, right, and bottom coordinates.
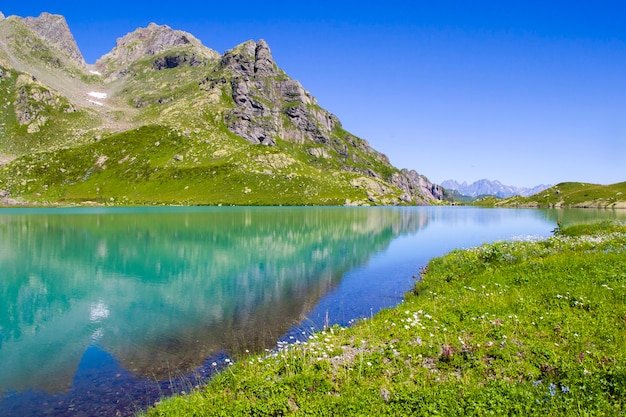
(0, 49, 417, 207)
(0, 65, 101, 155)
(475, 182, 626, 208)
(143, 221, 626, 416)
(0, 125, 405, 206)
(1, 27, 426, 206)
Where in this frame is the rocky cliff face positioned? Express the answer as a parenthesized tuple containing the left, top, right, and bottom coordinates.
(390, 169, 445, 203)
(216, 42, 446, 202)
(214, 39, 407, 188)
(216, 40, 339, 147)
(22, 13, 85, 66)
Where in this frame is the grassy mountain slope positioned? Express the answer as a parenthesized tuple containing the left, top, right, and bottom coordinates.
(0, 16, 103, 154)
(0, 65, 101, 154)
(474, 182, 626, 208)
(0, 14, 442, 206)
(1, 125, 403, 205)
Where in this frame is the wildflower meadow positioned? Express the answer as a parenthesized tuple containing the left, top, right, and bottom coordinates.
(146, 221, 626, 416)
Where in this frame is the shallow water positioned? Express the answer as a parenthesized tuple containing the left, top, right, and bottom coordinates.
(1, 206, 623, 416)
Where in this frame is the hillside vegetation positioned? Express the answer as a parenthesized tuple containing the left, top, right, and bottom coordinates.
(0, 13, 443, 206)
(473, 182, 626, 209)
(144, 221, 626, 416)
(1, 125, 402, 206)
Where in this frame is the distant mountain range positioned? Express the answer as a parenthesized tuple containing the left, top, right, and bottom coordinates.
(441, 179, 551, 198)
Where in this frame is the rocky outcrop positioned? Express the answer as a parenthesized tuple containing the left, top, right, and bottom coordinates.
(95, 23, 219, 79)
(218, 40, 340, 146)
(219, 39, 278, 78)
(217, 40, 391, 164)
(14, 73, 76, 133)
(390, 169, 445, 204)
(213, 39, 444, 205)
(152, 53, 203, 70)
(22, 13, 85, 66)
(0, 11, 5, 20)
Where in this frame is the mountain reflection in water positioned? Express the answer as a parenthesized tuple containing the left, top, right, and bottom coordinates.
(0, 207, 427, 394)
(2, 206, 623, 416)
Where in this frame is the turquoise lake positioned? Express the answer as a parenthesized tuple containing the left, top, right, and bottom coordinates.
(1, 206, 625, 416)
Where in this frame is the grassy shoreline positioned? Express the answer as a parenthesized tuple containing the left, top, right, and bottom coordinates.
(144, 221, 626, 416)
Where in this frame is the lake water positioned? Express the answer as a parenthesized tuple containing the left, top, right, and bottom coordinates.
(1, 206, 624, 416)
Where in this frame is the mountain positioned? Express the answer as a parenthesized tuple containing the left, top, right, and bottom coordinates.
(481, 182, 626, 209)
(95, 22, 219, 80)
(441, 179, 551, 198)
(22, 12, 85, 67)
(0, 12, 444, 206)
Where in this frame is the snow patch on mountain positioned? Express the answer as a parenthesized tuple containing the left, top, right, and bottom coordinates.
(88, 92, 107, 99)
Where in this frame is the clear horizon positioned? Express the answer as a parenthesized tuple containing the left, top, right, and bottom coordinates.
(2, 2, 625, 187)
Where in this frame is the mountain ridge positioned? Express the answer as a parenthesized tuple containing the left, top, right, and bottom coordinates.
(442, 178, 551, 198)
(476, 182, 626, 209)
(0, 12, 444, 206)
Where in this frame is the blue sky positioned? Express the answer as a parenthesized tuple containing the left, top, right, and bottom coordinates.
(2, 1, 625, 186)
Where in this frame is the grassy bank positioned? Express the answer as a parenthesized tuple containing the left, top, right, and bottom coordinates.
(144, 222, 626, 416)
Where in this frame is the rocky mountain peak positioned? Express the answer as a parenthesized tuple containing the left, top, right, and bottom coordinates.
(254, 39, 277, 76)
(219, 39, 278, 78)
(95, 22, 219, 77)
(0, 11, 5, 20)
(214, 39, 340, 146)
(22, 12, 85, 66)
